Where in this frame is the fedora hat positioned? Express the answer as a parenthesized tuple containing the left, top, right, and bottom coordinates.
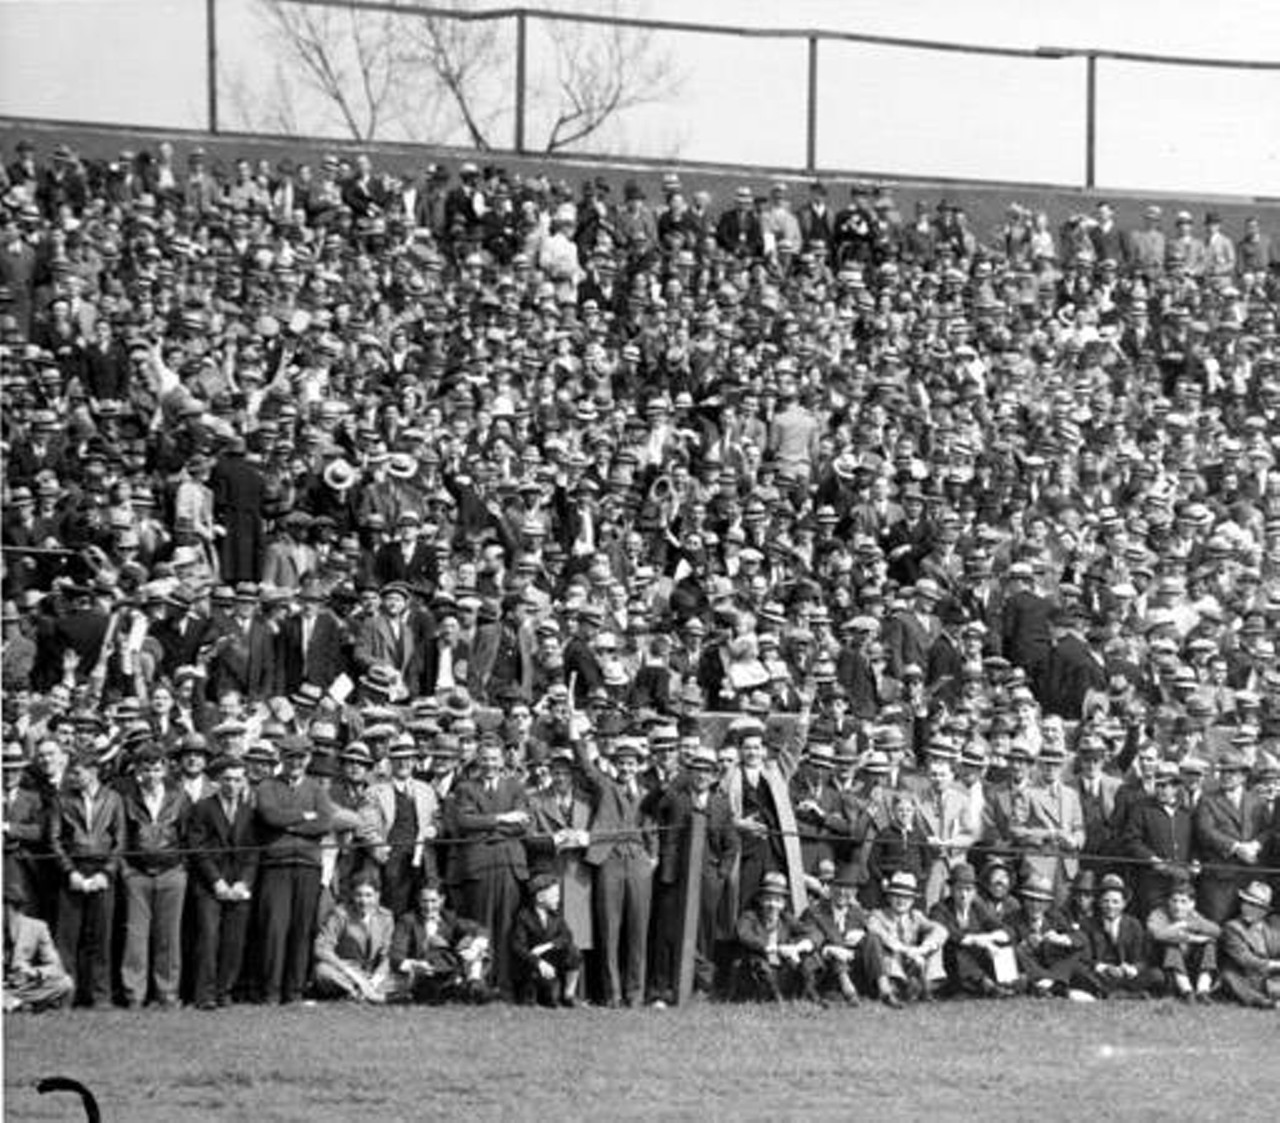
(884, 871, 920, 898)
(757, 871, 789, 900)
(387, 452, 418, 480)
(1239, 880, 1273, 910)
(1019, 873, 1055, 902)
(338, 741, 373, 767)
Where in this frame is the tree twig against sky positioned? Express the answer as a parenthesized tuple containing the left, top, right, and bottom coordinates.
(248, 0, 682, 152)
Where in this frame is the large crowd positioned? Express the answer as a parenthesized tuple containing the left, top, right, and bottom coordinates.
(2, 137, 1280, 1015)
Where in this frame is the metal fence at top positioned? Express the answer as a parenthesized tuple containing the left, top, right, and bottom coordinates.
(3, 0, 1279, 191)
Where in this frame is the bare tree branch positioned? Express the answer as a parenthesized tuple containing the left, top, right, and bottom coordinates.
(254, 0, 681, 151)
(397, 5, 510, 150)
(539, 7, 681, 153)
(258, 0, 411, 141)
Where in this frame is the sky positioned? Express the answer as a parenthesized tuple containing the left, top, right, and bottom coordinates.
(1, 0, 1279, 195)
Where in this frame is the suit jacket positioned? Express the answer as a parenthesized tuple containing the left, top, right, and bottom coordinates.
(187, 793, 260, 892)
(390, 909, 485, 971)
(1123, 799, 1194, 865)
(1074, 773, 1122, 857)
(1220, 916, 1280, 980)
(1042, 635, 1107, 720)
(1026, 782, 1086, 880)
(867, 906, 948, 955)
(802, 898, 871, 950)
(915, 783, 978, 867)
(373, 540, 438, 588)
(1194, 788, 1267, 860)
(734, 907, 813, 957)
(152, 613, 216, 678)
(1084, 913, 1150, 967)
(354, 612, 424, 689)
(528, 786, 594, 874)
(3, 786, 48, 854)
(511, 903, 578, 967)
(562, 637, 604, 704)
(452, 776, 530, 883)
(361, 779, 438, 866)
(655, 782, 739, 885)
(883, 610, 937, 679)
(1001, 591, 1054, 676)
(314, 904, 395, 974)
(790, 771, 854, 871)
(210, 616, 278, 701)
(574, 741, 655, 867)
(282, 610, 346, 692)
(928, 895, 1009, 942)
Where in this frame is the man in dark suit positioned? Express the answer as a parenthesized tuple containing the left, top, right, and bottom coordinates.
(186, 755, 259, 1010)
(1121, 762, 1194, 919)
(353, 583, 424, 696)
(1042, 609, 1107, 720)
(882, 579, 940, 680)
(1194, 752, 1269, 922)
(802, 868, 886, 1004)
(373, 512, 438, 588)
(210, 437, 266, 583)
(452, 737, 530, 999)
(1073, 738, 1122, 871)
(208, 584, 277, 702)
(53, 586, 109, 677)
(1081, 873, 1162, 997)
(1000, 562, 1055, 696)
(715, 186, 764, 258)
(562, 604, 605, 705)
(150, 588, 214, 679)
(282, 583, 346, 693)
(650, 745, 739, 1003)
(388, 881, 492, 1004)
(574, 733, 655, 1008)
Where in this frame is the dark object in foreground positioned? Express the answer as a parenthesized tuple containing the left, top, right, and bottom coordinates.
(36, 1076, 101, 1122)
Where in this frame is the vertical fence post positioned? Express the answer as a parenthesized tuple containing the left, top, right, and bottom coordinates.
(674, 809, 707, 1006)
(806, 35, 819, 173)
(1084, 52, 1097, 189)
(206, 0, 219, 134)
(514, 9, 528, 154)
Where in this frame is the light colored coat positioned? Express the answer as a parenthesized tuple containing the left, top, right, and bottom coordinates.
(360, 779, 438, 868)
(530, 787, 596, 950)
(915, 782, 979, 906)
(1025, 782, 1086, 889)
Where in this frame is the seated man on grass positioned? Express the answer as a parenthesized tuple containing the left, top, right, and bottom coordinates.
(801, 867, 884, 1006)
(867, 871, 948, 1007)
(311, 873, 394, 1003)
(1010, 872, 1091, 999)
(388, 881, 493, 1004)
(730, 872, 821, 1003)
(3, 881, 73, 1013)
(928, 862, 1017, 998)
(1080, 873, 1164, 999)
(1219, 880, 1280, 1010)
(511, 873, 582, 1007)
(1145, 872, 1220, 1003)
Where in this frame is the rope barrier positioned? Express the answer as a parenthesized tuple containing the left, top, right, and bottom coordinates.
(14, 822, 1280, 879)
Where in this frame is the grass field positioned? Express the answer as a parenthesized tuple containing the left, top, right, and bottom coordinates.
(4, 999, 1278, 1122)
